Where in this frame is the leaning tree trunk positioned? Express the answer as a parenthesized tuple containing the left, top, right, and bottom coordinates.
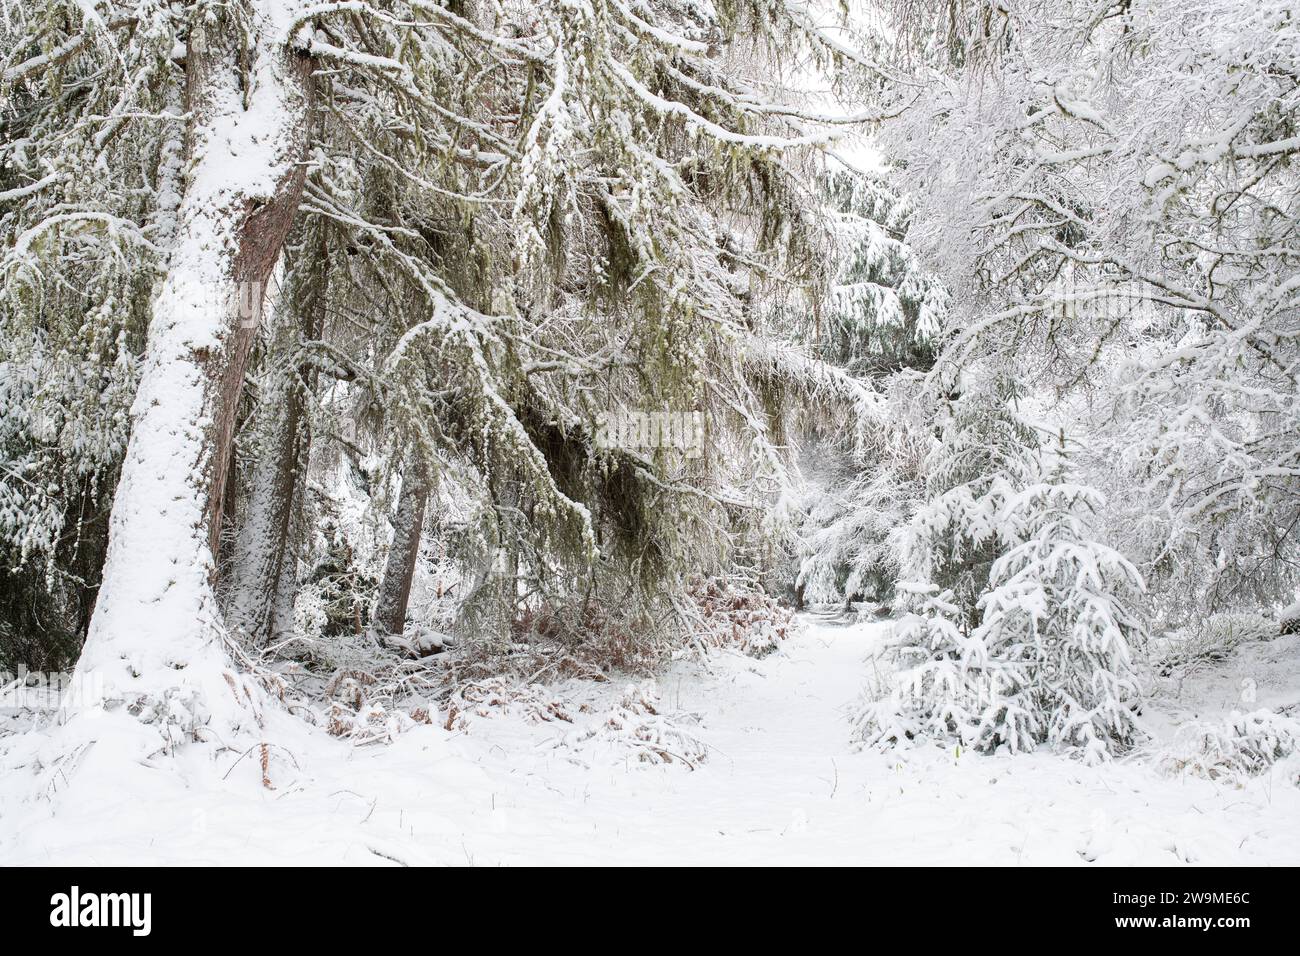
(226, 224, 329, 646)
(374, 466, 431, 636)
(73, 10, 313, 746)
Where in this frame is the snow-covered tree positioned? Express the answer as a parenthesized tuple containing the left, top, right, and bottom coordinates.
(874, 0, 1300, 626)
(792, 370, 929, 606)
(859, 425, 1148, 761)
(852, 374, 1035, 747)
(812, 165, 945, 376)
(0, 2, 160, 672)
(971, 437, 1147, 760)
(820, 0, 1297, 761)
(2, 0, 901, 749)
(789, 160, 945, 606)
(900, 374, 1035, 621)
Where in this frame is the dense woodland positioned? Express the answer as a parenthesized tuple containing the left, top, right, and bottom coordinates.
(1, 0, 1297, 773)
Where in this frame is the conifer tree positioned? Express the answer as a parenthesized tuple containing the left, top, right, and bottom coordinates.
(972, 435, 1146, 761)
(791, 162, 945, 606)
(855, 373, 1037, 751)
(859, 412, 1147, 761)
(1, 0, 898, 747)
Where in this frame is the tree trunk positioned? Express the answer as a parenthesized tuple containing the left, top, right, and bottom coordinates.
(374, 466, 431, 636)
(226, 225, 328, 646)
(73, 11, 314, 744)
(223, 366, 306, 646)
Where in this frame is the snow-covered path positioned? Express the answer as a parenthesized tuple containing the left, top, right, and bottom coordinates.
(3, 614, 1299, 865)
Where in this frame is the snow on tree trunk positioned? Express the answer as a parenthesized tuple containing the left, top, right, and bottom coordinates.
(373, 466, 430, 637)
(70, 6, 313, 748)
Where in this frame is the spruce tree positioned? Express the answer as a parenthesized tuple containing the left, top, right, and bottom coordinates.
(791, 162, 946, 606)
(973, 435, 1146, 761)
(859, 413, 1147, 761)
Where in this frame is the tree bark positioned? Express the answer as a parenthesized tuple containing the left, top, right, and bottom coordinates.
(374, 466, 431, 636)
(73, 10, 314, 742)
(226, 225, 328, 646)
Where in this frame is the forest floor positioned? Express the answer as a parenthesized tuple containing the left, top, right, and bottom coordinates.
(2, 612, 1299, 865)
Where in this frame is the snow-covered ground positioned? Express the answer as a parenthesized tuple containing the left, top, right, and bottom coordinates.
(2, 613, 1298, 866)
